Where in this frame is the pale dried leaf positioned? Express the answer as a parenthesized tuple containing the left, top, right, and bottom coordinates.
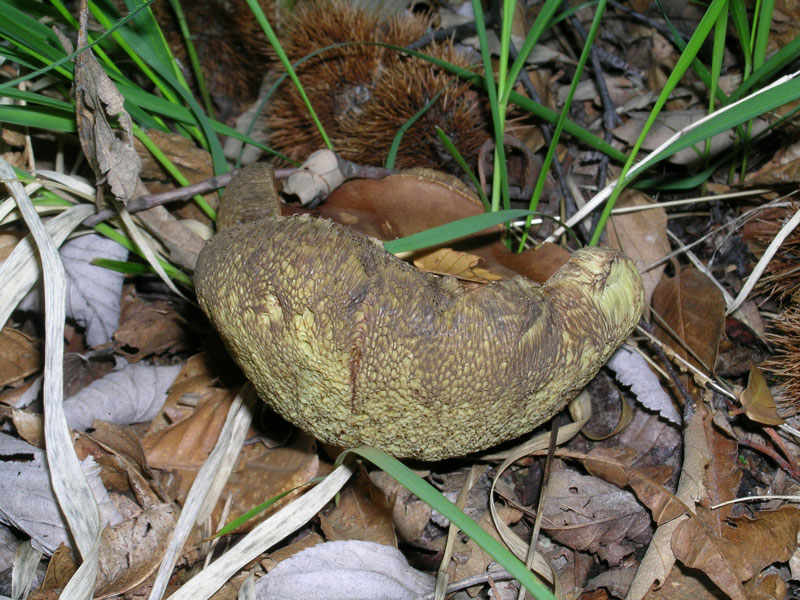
(0, 525, 19, 572)
(63, 361, 181, 431)
(607, 346, 680, 423)
(20, 233, 127, 347)
(253, 541, 434, 600)
(0, 433, 122, 555)
(0, 204, 95, 331)
(612, 111, 767, 167)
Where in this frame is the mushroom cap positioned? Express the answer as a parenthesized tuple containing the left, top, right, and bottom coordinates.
(195, 211, 644, 460)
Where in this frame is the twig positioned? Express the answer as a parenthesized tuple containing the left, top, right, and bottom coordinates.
(82, 157, 397, 227)
(637, 320, 695, 406)
(608, 0, 690, 44)
(737, 436, 800, 478)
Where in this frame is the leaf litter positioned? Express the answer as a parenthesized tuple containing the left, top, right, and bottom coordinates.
(2, 1, 800, 599)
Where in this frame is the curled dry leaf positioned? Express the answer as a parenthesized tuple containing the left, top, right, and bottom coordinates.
(739, 364, 784, 425)
(94, 504, 178, 599)
(61, 25, 140, 202)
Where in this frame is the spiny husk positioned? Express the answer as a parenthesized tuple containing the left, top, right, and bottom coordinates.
(757, 208, 800, 416)
(266, 0, 490, 170)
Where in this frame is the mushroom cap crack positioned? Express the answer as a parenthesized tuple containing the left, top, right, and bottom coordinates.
(194, 165, 644, 460)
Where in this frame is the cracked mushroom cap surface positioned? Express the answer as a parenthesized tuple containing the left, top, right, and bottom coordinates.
(194, 164, 645, 460)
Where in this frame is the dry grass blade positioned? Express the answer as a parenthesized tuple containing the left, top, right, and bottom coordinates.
(728, 206, 800, 314)
(0, 157, 101, 600)
(0, 203, 94, 330)
(166, 463, 354, 600)
(147, 384, 257, 600)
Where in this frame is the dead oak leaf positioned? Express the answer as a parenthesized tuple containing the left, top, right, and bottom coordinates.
(413, 247, 505, 282)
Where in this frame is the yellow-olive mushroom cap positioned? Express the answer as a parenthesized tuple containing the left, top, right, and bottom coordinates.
(195, 164, 644, 460)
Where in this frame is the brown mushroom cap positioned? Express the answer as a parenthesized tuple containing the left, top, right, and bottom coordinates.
(194, 165, 644, 460)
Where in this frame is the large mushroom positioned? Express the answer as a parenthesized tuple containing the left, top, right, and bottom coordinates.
(194, 163, 644, 460)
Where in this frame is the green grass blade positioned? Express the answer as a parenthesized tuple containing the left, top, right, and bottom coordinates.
(752, 0, 774, 70)
(520, 0, 607, 251)
(501, 0, 562, 107)
(435, 127, 491, 211)
(730, 0, 752, 78)
(471, 0, 509, 212)
(0, 105, 77, 132)
(589, 0, 729, 244)
(166, 0, 215, 117)
(382, 209, 535, 254)
(628, 73, 800, 180)
(338, 447, 556, 600)
(729, 32, 800, 101)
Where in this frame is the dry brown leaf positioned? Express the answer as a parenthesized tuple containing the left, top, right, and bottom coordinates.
(94, 503, 178, 599)
(739, 365, 784, 425)
(209, 434, 319, 532)
(607, 189, 670, 310)
(369, 470, 435, 550)
(38, 544, 77, 594)
(583, 447, 684, 526)
(543, 468, 653, 565)
(412, 247, 505, 283)
(63, 17, 140, 203)
(627, 399, 712, 600)
(723, 506, 800, 581)
(644, 564, 727, 600)
(113, 285, 190, 362)
(0, 231, 24, 261)
(702, 426, 742, 526)
(142, 388, 232, 470)
(11, 408, 44, 447)
(652, 266, 726, 392)
(450, 504, 521, 590)
(320, 466, 397, 547)
(671, 517, 749, 600)
(0, 328, 40, 387)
